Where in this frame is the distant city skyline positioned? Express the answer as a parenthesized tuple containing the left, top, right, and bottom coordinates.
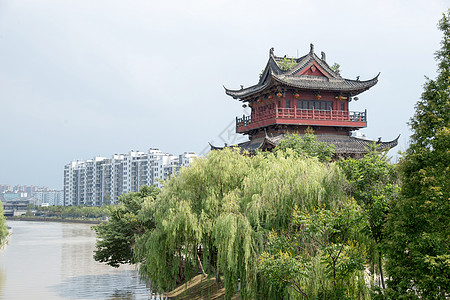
(0, 184, 51, 194)
(64, 147, 197, 206)
(1, 0, 448, 188)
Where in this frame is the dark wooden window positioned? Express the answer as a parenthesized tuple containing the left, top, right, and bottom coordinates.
(296, 100, 332, 110)
(285, 99, 291, 109)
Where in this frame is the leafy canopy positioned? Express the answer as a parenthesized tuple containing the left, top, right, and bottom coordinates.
(133, 147, 367, 299)
(274, 132, 335, 162)
(330, 63, 341, 75)
(260, 199, 369, 299)
(93, 185, 160, 267)
(280, 56, 297, 71)
(338, 144, 400, 290)
(384, 10, 450, 299)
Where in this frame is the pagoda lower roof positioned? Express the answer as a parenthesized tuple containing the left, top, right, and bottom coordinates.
(210, 134, 399, 156)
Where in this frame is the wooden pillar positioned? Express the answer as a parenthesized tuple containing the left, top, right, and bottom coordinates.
(275, 100, 279, 118)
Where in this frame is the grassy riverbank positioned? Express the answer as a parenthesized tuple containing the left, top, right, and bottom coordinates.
(164, 274, 240, 300)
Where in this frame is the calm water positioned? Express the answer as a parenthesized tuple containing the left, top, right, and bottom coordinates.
(0, 221, 154, 300)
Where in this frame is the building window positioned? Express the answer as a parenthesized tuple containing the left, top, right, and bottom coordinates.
(285, 99, 291, 109)
(340, 102, 345, 111)
(297, 100, 331, 111)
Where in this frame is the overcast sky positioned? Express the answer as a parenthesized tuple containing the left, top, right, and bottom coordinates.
(0, 0, 448, 189)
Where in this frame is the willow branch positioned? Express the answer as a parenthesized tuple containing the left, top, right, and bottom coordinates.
(282, 279, 308, 299)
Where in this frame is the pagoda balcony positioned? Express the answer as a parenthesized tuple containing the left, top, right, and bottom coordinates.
(236, 108, 367, 133)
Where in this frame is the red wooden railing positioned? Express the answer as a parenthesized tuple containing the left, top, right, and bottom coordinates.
(236, 109, 367, 129)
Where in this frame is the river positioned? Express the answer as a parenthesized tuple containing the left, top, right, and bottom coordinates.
(0, 220, 155, 300)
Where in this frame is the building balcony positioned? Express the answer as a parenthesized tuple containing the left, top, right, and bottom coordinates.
(236, 109, 367, 133)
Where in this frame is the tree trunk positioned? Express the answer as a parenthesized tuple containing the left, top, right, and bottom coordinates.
(378, 249, 385, 289)
(216, 265, 221, 285)
(333, 260, 336, 287)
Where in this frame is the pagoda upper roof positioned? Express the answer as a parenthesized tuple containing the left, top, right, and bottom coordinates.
(225, 44, 379, 100)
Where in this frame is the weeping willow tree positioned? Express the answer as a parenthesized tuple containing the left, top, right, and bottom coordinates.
(134, 148, 369, 299)
(134, 148, 254, 295)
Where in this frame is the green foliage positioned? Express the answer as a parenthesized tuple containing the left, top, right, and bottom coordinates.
(259, 68, 266, 80)
(274, 133, 336, 162)
(34, 204, 110, 219)
(259, 200, 369, 299)
(338, 144, 400, 290)
(134, 148, 254, 296)
(93, 143, 402, 299)
(296, 201, 367, 287)
(0, 202, 8, 245)
(384, 10, 450, 299)
(259, 230, 310, 298)
(280, 56, 297, 71)
(330, 63, 341, 75)
(260, 56, 297, 78)
(133, 148, 355, 299)
(93, 185, 160, 267)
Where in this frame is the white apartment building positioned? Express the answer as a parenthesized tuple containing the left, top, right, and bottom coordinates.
(34, 190, 64, 206)
(64, 148, 197, 206)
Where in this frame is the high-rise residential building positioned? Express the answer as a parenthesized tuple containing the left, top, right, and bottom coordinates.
(33, 190, 64, 206)
(63, 148, 197, 206)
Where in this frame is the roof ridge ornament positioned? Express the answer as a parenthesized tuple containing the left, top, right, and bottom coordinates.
(321, 51, 326, 62)
(269, 47, 274, 56)
(310, 43, 314, 54)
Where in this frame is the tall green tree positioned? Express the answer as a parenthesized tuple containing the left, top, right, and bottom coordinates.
(260, 199, 368, 299)
(338, 145, 400, 290)
(384, 10, 450, 299)
(93, 185, 160, 267)
(134, 148, 255, 297)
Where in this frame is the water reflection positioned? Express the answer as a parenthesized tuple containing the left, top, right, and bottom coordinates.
(0, 267, 5, 299)
(50, 270, 148, 299)
(0, 221, 152, 300)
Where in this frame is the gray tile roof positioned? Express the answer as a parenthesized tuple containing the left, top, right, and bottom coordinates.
(210, 138, 266, 153)
(311, 134, 399, 154)
(225, 46, 379, 100)
(211, 134, 399, 156)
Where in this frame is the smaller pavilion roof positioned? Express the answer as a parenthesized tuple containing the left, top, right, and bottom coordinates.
(225, 44, 379, 100)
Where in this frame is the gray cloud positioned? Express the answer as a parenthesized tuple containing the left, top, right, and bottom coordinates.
(0, 0, 448, 187)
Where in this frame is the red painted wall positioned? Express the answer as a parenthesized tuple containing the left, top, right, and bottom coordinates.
(297, 62, 328, 77)
(250, 91, 350, 123)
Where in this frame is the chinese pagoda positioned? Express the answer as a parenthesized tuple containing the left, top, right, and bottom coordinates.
(216, 44, 398, 158)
